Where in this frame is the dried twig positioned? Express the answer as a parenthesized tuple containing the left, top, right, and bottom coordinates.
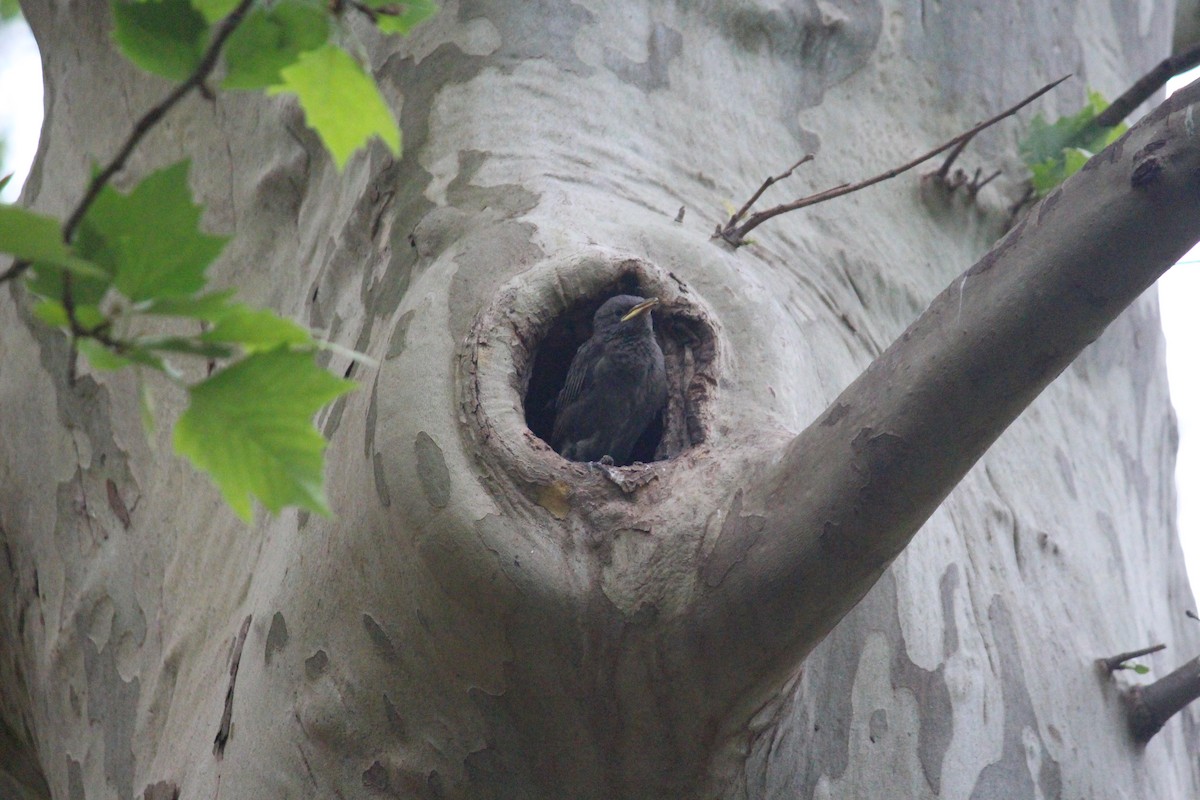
(968, 168, 1002, 197)
(933, 135, 975, 184)
(715, 75, 1070, 247)
(718, 154, 814, 234)
(1102, 643, 1166, 673)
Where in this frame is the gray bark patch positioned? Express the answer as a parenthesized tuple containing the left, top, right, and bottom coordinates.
(940, 564, 960, 659)
(362, 760, 390, 792)
(702, 490, 766, 587)
(83, 637, 139, 800)
(142, 780, 180, 799)
(415, 432, 451, 510)
(603, 24, 683, 92)
(373, 452, 392, 508)
(384, 693, 408, 738)
(67, 757, 84, 800)
(868, 708, 888, 741)
(385, 310, 416, 361)
(265, 612, 289, 666)
(748, 571, 953, 795)
(305, 650, 330, 680)
(362, 614, 400, 663)
(969, 597, 1061, 799)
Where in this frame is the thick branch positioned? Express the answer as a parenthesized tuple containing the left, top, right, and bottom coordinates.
(688, 82, 1200, 713)
(1125, 656, 1200, 743)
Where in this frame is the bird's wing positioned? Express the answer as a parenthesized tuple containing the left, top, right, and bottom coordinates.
(556, 338, 602, 410)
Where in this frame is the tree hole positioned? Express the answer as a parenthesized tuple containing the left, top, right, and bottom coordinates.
(523, 273, 714, 466)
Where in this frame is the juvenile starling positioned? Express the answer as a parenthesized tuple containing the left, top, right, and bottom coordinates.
(551, 295, 667, 465)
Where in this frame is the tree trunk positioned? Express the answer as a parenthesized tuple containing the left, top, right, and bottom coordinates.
(3, 1, 1199, 798)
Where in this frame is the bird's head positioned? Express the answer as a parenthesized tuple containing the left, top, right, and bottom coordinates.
(594, 295, 659, 338)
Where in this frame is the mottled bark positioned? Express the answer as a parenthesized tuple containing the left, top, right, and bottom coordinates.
(2, 1, 1199, 799)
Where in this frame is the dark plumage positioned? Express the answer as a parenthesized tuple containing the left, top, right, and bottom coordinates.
(551, 295, 667, 465)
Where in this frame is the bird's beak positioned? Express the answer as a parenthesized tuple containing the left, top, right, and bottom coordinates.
(620, 298, 660, 322)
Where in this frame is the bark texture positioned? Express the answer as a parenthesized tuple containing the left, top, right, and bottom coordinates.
(2, 1, 1199, 798)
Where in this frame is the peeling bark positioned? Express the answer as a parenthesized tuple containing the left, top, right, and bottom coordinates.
(2, 1, 1199, 798)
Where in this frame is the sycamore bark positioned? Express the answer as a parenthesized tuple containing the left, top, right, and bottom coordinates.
(2, 1, 1199, 798)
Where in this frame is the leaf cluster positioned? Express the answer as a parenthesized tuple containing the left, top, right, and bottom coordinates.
(0, 0, 436, 520)
(1019, 89, 1127, 195)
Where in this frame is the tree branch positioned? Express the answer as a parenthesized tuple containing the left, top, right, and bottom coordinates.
(1101, 643, 1166, 672)
(718, 154, 813, 233)
(1125, 656, 1200, 743)
(686, 81, 1200, 715)
(1091, 40, 1200, 131)
(715, 75, 1070, 246)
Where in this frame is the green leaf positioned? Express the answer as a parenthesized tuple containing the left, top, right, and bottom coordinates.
(1019, 89, 1128, 195)
(140, 288, 238, 319)
(269, 43, 401, 169)
(76, 338, 168, 372)
(31, 300, 107, 330)
(1132, 663, 1151, 675)
(0, 205, 106, 277)
(200, 304, 313, 352)
(139, 375, 157, 433)
(360, 0, 437, 34)
(79, 161, 228, 302)
(223, 0, 329, 89)
(27, 219, 116, 304)
(192, 0, 239, 23)
(173, 348, 355, 520)
(141, 336, 235, 359)
(0, 0, 22, 20)
(111, 0, 209, 81)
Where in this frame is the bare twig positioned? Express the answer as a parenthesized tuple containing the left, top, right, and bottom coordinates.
(933, 134, 975, 184)
(1101, 643, 1167, 673)
(967, 168, 1002, 197)
(718, 154, 813, 234)
(716, 75, 1070, 247)
(0, 0, 256, 288)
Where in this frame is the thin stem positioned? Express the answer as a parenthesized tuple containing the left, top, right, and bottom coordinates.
(934, 134, 975, 183)
(718, 75, 1071, 247)
(722, 154, 814, 231)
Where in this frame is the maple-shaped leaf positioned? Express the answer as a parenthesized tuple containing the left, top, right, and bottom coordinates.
(173, 347, 355, 520)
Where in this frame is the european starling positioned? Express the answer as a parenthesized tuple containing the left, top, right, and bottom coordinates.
(551, 295, 667, 465)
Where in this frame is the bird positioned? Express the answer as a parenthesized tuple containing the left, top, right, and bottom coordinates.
(551, 295, 667, 465)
